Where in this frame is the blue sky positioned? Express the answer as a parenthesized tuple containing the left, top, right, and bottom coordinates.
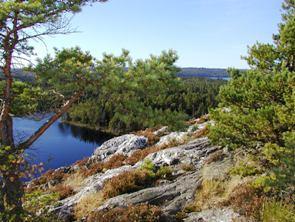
(32, 0, 283, 69)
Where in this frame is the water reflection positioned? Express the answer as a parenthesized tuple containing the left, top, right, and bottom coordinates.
(57, 122, 112, 144)
(14, 117, 113, 171)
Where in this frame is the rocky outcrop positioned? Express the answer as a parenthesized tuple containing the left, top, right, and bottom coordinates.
(139, 137, 218, 167)
(97, 138, 219, 216)
(92, 134, 148, 161)
(97, 171, 202, 215)
(35, 119, 246, 221)
(184, 208, 245, 222)
(59, 166, 133, 208)
(156, 132, 189, 146)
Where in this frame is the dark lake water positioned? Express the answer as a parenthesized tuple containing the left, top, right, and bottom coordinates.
(14, 117, 112, 172)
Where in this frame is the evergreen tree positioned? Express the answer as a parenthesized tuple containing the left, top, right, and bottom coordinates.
(209, 0, 295, 196)
(0, 1, 107, 218)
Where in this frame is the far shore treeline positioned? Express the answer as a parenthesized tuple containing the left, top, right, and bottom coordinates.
(0, 58, 225, 134)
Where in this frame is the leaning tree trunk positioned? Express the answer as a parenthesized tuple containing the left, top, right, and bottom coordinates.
(18, 91, 84, 150)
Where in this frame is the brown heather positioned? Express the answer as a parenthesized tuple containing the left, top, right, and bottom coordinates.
(52, 184, 76, 200)
(102, 170, 155, 199)
(86, 204, 165, 222)
(135, 128, 160, 146)
(228, 184, 264, 220)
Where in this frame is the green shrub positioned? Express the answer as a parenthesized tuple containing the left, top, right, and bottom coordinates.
(23, 191, 60, 214)
(156, 166, 173, 179)
(261, 201, 295, 222)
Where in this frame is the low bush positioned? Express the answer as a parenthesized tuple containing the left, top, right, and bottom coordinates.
(102, 169, 155, 199)
(81, 154, 127, 177)
(155, 166, 173, 179)
(74, 192, 104, 220)
(228, 184, 264, 220)
(103, 154, 127, 170)
(23, 190, 60, 214)
(135, 128, 160, 146)
(82, 162, 103, 177)
(125, 146, 162, 165)
(102, 160, 172, 199)
(86, 204, 165, 222)
(52, 184, 75, 200)
(33, 169, 68, 187)
(181, 164, 195, 172)
(192, 179, 226, 211)
(261, 200, 295, 222)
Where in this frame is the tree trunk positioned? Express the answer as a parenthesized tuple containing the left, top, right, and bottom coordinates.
(18, 91, 83, 150)
(0, 47, 24, 216)
(2, 173, 23, 219)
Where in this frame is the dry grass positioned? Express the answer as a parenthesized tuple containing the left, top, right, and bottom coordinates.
(102, 169, 156, 199)
(74, 192, 104, 220)
(52, 184, 75, 200)
(80, 154, 127, 177)
(181, 164, 195, 172)
(261, 200, 295, 222)
(193, 179, 227, 211)
(204, 150, 225, 165)
(192, 126, 209, 138)
(86, 204, 165, 222)
(103, 154, 127, 170)
(125, 145, 162, 165)
(135, 128, 160, 146)
(228, 184, 264, 220)
(63, 172, 85, 191)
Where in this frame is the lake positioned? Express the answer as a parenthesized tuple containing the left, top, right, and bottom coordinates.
(13, 117, 113, 172)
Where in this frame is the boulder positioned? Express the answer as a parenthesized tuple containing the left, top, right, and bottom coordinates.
(153, 126, 169, 136)
(92, 134, 148, 161)
(136, 137, 218, 167)
(156, 132, 188, 147)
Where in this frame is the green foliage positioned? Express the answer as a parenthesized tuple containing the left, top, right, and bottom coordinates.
(23, 191, 60, 214)
(140, 159, 156, 176)
(244, 0, 295, 72)
(0, 80, 61, 116)
(261, 201, 295, 222)
(155, 166, 173, 179)
(0, 0, 107, 63)
(210, 0, 294, 198)
(210, 69, 294, 150)
(65, 50, 191, 133)
(230, 162, 262, 177)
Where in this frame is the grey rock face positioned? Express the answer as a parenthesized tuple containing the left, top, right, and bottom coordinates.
(52, 165, 133, 217)
(156, 132, 188, 147)
(97, 138, 218, 215)
(153, 126, 169, 136)
(97, 171, 202, 215)
(184, 208, 245, 222)
(51, 133, 228, 221)
(136, 137, 218, 167)
(92, 134, 148, 161)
